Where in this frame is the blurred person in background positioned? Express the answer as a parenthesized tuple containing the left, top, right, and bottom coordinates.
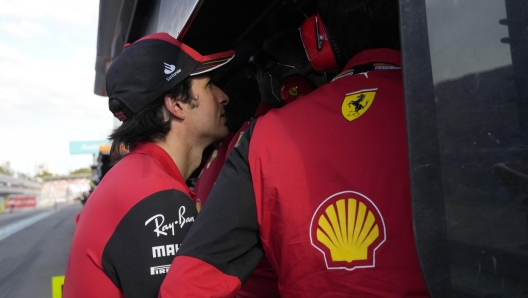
(159, 0, 430, 297)
(9, 198, 15, 213)
(63, 32, 233, 298)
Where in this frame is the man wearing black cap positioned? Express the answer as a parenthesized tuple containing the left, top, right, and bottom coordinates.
(63, 32, 234, 298)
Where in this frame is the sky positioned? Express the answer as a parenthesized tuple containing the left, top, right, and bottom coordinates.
(425, 0, 512, 84)
(0, 0, 114, 176)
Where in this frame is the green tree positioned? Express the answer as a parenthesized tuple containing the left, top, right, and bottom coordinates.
(0, 167, 11, 176)
(70, 168, 92, 175)
(36, 170, 54, 179)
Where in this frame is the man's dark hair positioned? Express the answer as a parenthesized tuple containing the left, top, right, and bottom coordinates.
(319, 0, 400, 65)
(108, 77, 194, 162)
(256, 30, 320, 106)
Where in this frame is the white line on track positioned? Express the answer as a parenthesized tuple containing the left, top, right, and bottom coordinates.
(0, 211, 55, 242)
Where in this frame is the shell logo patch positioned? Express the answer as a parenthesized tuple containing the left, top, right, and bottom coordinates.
(341, 88, 377, 121)
(310, 191, 386, 271)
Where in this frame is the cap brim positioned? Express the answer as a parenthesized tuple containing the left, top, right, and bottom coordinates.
(190, 50, 235, 76)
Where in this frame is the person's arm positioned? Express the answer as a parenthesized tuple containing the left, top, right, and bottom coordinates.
(102, 189, 198, 298)
(159, 121, 262, 298)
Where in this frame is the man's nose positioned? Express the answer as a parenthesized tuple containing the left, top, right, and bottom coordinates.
(215, 87, 229, 105)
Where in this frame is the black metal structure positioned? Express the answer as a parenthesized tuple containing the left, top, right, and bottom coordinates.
(399, 1, 451, 296)
(417, 0, 528, 297)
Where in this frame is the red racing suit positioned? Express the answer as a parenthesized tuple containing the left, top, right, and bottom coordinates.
(64, 142, 197, 298)
(160, 49, 428, 297)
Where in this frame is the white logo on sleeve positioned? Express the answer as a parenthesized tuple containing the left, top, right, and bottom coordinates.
(164, 62, 176, 74)
(144, 207, 195, 237)
(150, 264, 171, 275)
(152, 244, 180, 258)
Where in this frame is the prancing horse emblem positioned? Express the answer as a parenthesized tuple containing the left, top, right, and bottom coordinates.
(341, 88, 377, 121)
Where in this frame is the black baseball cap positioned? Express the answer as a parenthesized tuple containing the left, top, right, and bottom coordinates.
(106, 32, 235, 121)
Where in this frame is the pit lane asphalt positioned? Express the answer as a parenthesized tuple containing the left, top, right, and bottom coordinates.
(0, 203, 82, 298)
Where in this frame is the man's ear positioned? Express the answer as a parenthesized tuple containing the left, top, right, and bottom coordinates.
(164, 95, 186, 120)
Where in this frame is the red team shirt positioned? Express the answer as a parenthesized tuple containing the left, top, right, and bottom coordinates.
(159, 48, 429, 297)
(64, 143, 197, 298)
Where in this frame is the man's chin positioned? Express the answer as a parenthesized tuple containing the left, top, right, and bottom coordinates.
(215, 126, 229, 142)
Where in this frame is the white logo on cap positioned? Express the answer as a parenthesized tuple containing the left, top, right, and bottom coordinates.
(164, 62, 176, 74)
(166, 68, 182, 81)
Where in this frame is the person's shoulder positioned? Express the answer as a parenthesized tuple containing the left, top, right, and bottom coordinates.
(107, 151, 165, 177)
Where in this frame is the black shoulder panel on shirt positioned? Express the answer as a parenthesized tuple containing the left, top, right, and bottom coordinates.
(102, 189, 197, 298)
(176, 119, 263, 284)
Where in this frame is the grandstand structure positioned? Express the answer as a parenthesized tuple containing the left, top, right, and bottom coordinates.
(0, 140, 110, 211)
(39, 174, 91, 205)
(0, 174, 42, 197)
(0, 172, 92, 212)
(0, 174, 42, 212)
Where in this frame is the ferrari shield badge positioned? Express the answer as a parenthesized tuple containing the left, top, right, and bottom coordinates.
(341, 88, 377, 121)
